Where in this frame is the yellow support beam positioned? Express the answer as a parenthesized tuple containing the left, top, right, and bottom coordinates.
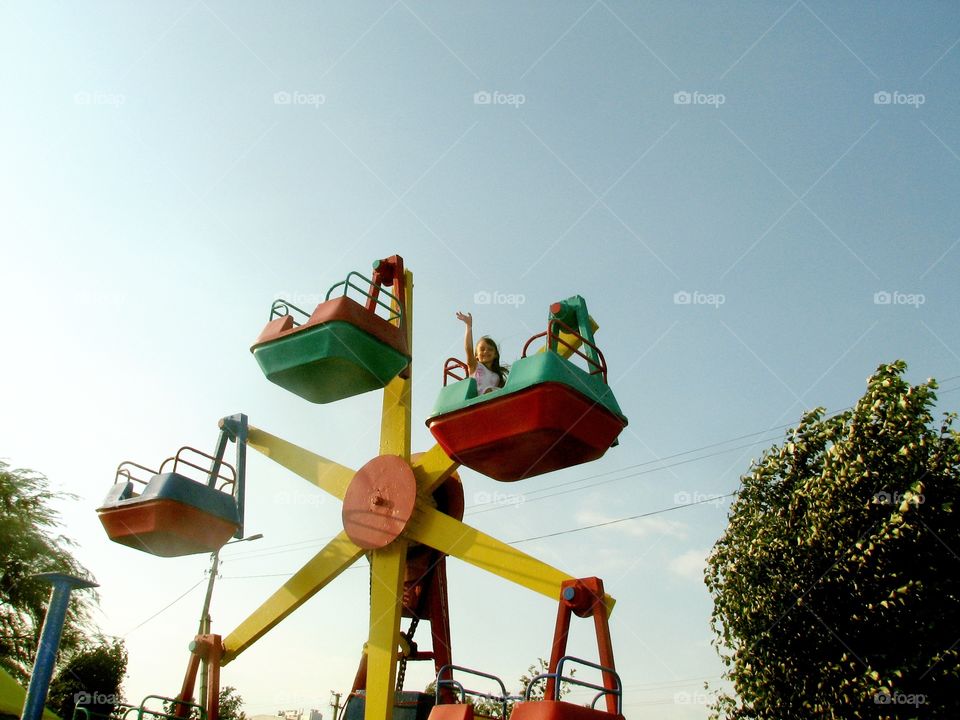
(404, 506, 615, 612)
(379, 375, 411, 458)
(379, 269, 413, 459)
(541, 315, 599, 359)
(410, 443, 459, 495)
(248, 426, 356, 500)
(365, 540, 408, 720)
(222, 531, 364, 663)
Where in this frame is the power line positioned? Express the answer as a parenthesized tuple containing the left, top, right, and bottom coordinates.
(466, 438, 774, 517)
(464, 417, 849, 517)
(123, 579, 205, 636)
(509, 492, 737, 544)
(468, 377, 960, 515)
(225, 537, 338, 562)
(485, 421, 800, 499)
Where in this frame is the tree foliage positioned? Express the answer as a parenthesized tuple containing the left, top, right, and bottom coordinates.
(0, 460, 97, 684)
(706, 361, 960, 718)
(217, 686, 247, 720)
(47, 638, 128, 720)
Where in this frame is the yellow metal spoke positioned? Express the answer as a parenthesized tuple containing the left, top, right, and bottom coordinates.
(410, 443, 459, 495)
(379, 270, 413, 459)
(405, 506, 615, 613)
(365, 541, 407, 720)
(222, 530, 363, 663)
(247, 426, 355, 500)
(379, 375, 411, 458)
(541, 316, 599, 358)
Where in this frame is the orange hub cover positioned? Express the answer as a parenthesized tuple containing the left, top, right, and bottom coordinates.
(342, 455, 417, 549)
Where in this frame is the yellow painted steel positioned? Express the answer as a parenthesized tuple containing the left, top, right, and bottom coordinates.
(365, 540, 408, 720)
(379, 375, 411, 459)
(379, 270, 413, 459)
(221, 530, 363, 663)
(410, 443, 459, 495)
(247, 426, 356, 500)
(540, 315, 599, 359)
(404, 505, 615, 613)
(362, 268, 414, 720)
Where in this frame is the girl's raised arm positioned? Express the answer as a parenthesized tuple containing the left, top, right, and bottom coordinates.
(456, 311, 477, 374)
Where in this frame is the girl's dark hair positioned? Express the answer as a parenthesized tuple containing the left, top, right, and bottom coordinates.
(478, 336, 510, 385)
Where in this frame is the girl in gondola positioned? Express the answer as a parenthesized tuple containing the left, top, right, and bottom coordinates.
(455, 311, 508, 394)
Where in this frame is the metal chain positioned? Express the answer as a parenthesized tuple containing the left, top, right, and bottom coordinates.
(396, 617, 420, 691)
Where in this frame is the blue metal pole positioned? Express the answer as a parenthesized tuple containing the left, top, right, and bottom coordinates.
(21, 573, 98, 720)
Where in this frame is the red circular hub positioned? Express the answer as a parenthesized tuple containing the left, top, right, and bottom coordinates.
(342, 455, 417, 549)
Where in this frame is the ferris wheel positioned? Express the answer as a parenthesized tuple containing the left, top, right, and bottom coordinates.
(98, 255, 629, 720)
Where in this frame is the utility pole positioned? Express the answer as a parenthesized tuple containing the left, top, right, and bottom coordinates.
(329, 691, 342, 720)
(198, 534, 264, 705)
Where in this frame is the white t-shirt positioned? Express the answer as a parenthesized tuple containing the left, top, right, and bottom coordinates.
(474, 363, 502, 395)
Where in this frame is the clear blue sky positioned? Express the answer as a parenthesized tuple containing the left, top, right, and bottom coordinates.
(2, 3, 959, 718)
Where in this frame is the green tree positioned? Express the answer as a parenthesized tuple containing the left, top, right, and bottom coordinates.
(0, 460, 97, 684)
(47, 638, 128, 720)
(217, 687, 247, 720)
(706, 361, 960, 718)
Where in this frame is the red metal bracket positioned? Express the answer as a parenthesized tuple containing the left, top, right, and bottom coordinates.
(173, 634, 225, 720)
(546, 578, 618, 714)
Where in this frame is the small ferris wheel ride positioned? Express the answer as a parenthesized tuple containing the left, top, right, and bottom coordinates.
(96, 255, 630, 720)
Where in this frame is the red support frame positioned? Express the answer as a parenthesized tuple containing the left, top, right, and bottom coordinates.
(545, 578, 618, 715)
(369, 255, 410, 379)
(173, 634, 224, 720)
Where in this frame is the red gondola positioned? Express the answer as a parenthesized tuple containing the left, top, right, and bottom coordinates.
(426, 297, 627, 481)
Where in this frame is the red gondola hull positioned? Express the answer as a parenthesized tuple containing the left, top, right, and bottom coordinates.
(510, 702, 624, 720)
(427, 383, 626, 482)
(98, 498, 239, 557)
